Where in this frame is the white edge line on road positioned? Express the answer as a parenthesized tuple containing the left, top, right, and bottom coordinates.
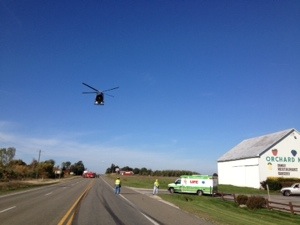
(0, 206, 16, 213)
(119, 192, 160, 225)
(45, 192, 52, 196)
(128, 187, 179, 209)
(140, 212, 160, 225)
(100, 177, 160, 225)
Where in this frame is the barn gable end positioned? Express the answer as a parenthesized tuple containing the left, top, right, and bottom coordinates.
(218, 128, 300, 188)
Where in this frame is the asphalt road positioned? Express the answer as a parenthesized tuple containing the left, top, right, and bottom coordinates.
(267, 194, 300, 205)
(0, 178, 90, 225)
(74, 176, 213, 225)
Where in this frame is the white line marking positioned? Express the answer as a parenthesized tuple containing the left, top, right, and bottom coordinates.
(141, 212, 160, 225)
(100, 177, 160, 225)
(0, 206, 16, 213)
(45, 192, 52, 196)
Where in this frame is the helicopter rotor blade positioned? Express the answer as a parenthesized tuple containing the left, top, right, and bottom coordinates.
(82, 91, 98, 94)
(82, 82, 100, 92)
(104, 93, 114, 97)
(102, 86, 119, 92)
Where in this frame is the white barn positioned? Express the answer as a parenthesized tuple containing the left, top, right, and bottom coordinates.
(218, 128, 300, 189)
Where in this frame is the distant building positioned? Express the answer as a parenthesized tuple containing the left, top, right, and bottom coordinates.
(218, 128, 300, 189)
(120, 171, 134, 176)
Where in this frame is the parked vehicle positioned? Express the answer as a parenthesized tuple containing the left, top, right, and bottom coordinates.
(280, 183, 300, 196)
(82, 171, 96, 178)
(168, 175, 218, 196)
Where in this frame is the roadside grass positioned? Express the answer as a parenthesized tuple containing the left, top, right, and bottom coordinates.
(0, 177, 77, 195)
(218, 184, 279, 195)
(107, 174, 175, 189)
(107, 174, 300, 225)
(0, 181, 54, 195)
(160, 194, 300, 225)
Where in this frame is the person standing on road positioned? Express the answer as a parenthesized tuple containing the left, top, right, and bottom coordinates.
(115, 177, 121, 194)
(153, 179, 159, 195)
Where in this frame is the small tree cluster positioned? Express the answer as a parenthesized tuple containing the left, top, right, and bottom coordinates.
(69, 161, 85, 176)
(105, 163, 200, 177)
(236, 195, 248, 205)
(236, 195, 266, 209)
(0, 147, 86, 180)
(246, 196, 266, 210)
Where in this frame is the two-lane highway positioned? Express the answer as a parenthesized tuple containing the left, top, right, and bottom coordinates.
(0, 178, 91, 225)
(1, 177, 214, 225)
(74, 177, 157, 225)
(74, 176, 214, 225)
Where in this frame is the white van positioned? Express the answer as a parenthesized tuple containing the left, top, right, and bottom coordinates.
(168, 175, 218, 196)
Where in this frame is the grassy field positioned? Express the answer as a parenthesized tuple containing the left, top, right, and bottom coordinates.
(107, 174, 277, 194)
(107, 174, 300, 225)
(108, 174, 176, 189)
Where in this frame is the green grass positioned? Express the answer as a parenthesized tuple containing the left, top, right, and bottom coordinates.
(0, 181, 55, 195)
(107, 174, 175, 189)
(107, 174, 300, 225)
(218, 184, 279, 195)
(0, 177, 76, 195)
(160, 194, 300, 225)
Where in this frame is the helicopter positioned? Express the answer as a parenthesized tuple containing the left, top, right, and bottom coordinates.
(82, 82, 119, 105)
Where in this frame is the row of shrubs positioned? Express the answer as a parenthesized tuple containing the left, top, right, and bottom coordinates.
(260, 177, 300, 191)
(223, 177, 300, 210)
(236, 195, 266, 209)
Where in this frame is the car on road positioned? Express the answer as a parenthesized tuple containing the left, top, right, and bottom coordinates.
(83, 172, 96, 178)
(280, 183, 300, 196)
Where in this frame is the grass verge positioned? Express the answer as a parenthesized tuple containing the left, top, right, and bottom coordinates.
(0, 177, 78, 195)
(106, 174, 300, 225)
(160, 194, 300, 225)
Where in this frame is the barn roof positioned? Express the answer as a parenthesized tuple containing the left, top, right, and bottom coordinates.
(218, 128, 297, 162)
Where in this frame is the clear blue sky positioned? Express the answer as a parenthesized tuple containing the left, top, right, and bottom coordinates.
(1, 0, 299, 174)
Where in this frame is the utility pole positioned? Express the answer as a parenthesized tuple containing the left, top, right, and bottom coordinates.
(36, 150, 41, 179)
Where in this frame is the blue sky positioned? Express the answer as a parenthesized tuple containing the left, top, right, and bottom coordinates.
(1, 0, 299, 174)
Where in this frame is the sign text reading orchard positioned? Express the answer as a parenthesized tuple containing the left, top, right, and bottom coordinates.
(266, 149, 299, 163)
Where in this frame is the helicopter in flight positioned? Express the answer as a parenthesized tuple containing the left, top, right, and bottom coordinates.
(82, 82, 119, 105)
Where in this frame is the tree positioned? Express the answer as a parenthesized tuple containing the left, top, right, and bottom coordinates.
(139, 167, 149, 175)
(61, 161, 71, 170)
(29, 159, 38, 168)
(0, 147, 16, 167)
(70, 161, 85, 175)
(133, 168, 140, 175)
(10, 164, 29, 179)
(8, 159, 27, 167)
(121, 166, 133, 171)
(44, 159, 55, 166)
(105, 163, 119, 174)
(39, 160, 55, 179)
(105, 167, 112, 174)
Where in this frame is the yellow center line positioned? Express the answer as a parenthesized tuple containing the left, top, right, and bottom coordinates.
(58, 180, 95, 225)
